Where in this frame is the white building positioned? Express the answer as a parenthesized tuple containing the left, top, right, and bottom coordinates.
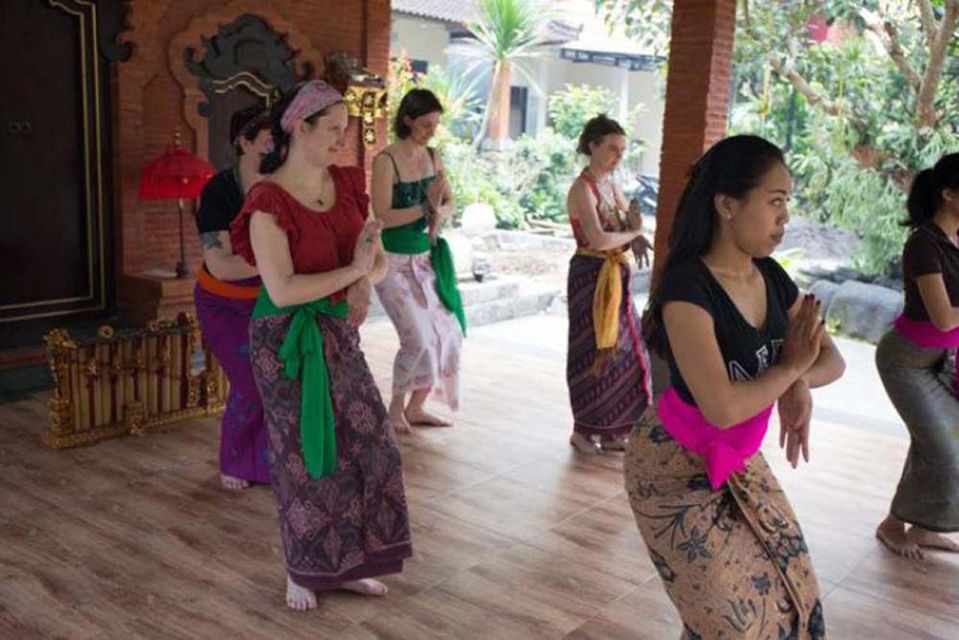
(391, 0, 666, 177)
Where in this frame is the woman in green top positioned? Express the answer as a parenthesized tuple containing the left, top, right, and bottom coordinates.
(372, 89, 465, 435)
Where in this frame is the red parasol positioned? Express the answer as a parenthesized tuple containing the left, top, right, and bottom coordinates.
(138, 142, 216, 278)
(139, 146, 215, 199)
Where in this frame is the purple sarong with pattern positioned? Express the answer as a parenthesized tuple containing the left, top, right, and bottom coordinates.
(250, 312, 412, 589)
(566, 254, 651, 441)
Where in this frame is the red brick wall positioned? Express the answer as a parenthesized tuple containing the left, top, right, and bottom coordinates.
(652, 0, 738, 282)
(117, 0, 391, 276)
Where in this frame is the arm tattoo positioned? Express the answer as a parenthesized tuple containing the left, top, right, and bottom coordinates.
(200, 231, 224, 250)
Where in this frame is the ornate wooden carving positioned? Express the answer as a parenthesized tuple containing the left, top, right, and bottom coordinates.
(183, 13, 313, 118)
(169, 2, 322, 161)
(327, 51, 387, 148)
(96, 0, 133, 62)
(43, 314, 227, 449)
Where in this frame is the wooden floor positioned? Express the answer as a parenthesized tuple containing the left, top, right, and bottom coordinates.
(1, 315, 957, 639)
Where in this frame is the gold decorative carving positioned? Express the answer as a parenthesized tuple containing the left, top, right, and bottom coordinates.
(43, 313, 228, 449)
(328, 52, 387, 148)
(344, 86, 387, 147)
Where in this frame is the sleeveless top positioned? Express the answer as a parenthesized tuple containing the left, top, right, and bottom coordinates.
(380, 148, 436, 235)
(570, 170, 628, 251)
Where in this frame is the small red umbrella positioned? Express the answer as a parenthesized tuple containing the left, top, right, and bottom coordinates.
(139, 143, 216, 278)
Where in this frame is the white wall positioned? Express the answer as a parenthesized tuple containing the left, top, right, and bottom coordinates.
(627, 69, 666, 177)
(390, 15, 666, 176)
(545, 58, 630, 121)
(390, 16, 450, 69)
(527, 57, 550, 134)
(544, 58, 664, 176)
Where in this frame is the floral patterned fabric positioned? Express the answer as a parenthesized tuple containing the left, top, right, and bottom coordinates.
(624, 408, 825, 640)
(375, 252, 462, 409)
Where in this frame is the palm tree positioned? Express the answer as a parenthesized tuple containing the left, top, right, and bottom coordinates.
(458, 0, 551, 148)
(423, 66, 483, 137)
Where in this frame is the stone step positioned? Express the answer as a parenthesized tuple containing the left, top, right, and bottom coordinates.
(459, 278, 522, 305)
(466, 285, 560, 328)
(369, 276, 527, 318)
(367, 267, 648, 326)
(369, 275, 561, 327)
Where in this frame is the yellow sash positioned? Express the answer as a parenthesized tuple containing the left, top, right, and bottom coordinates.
(575, 247, 630, 353)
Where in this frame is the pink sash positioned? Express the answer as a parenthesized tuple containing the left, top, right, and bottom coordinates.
(657, 387, 773, 490)
(893, 314, 959, 395)
(893, 314, 959, 348)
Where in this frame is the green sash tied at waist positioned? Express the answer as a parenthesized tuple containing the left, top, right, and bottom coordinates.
(381, 227, 467, 335)
(253, 289, 348, 479)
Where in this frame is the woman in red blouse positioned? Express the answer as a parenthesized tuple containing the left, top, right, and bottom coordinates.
(231, 81, 412, 610)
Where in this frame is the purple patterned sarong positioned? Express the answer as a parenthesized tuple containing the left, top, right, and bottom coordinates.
(249, 312, 412, 589)
(566, 254, 651, 441)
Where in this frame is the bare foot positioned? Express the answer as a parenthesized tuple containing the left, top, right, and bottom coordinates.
(286, 575, 317, 611)
(570, 432, 602, 455)
(339, 578, 388, 597)
(220, 474, 250, 491)
(404, 409, 453, 427)
(388, 411, 412, 436)
(600, 435, 628, 451)
(876, 514, 924, 559)
(907, 526, 959, 553)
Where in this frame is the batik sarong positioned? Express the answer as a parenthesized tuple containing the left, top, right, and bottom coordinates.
(566, 252, 651, 441)
(624, 408, 826, 640)
(249, 311, 412, 588)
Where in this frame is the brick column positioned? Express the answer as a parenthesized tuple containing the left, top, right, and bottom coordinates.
(652, 0, 738, 282)
(647, 0, 737, 397)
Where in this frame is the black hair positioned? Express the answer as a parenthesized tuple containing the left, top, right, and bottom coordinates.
(577, 114, 626, 155)
(642, 134, 786, 357)
(259, 84, 342, 174)
(902, 153, 959, 228)
(229, 104, 269, 157)
(393, 88, 443, 139)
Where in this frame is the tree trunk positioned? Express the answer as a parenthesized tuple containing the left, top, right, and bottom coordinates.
(485, 61, 512, 146)
(914, 0, 958, 127)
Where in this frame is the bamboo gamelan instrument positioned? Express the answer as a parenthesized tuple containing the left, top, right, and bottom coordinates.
(43, 313, 228, 449)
